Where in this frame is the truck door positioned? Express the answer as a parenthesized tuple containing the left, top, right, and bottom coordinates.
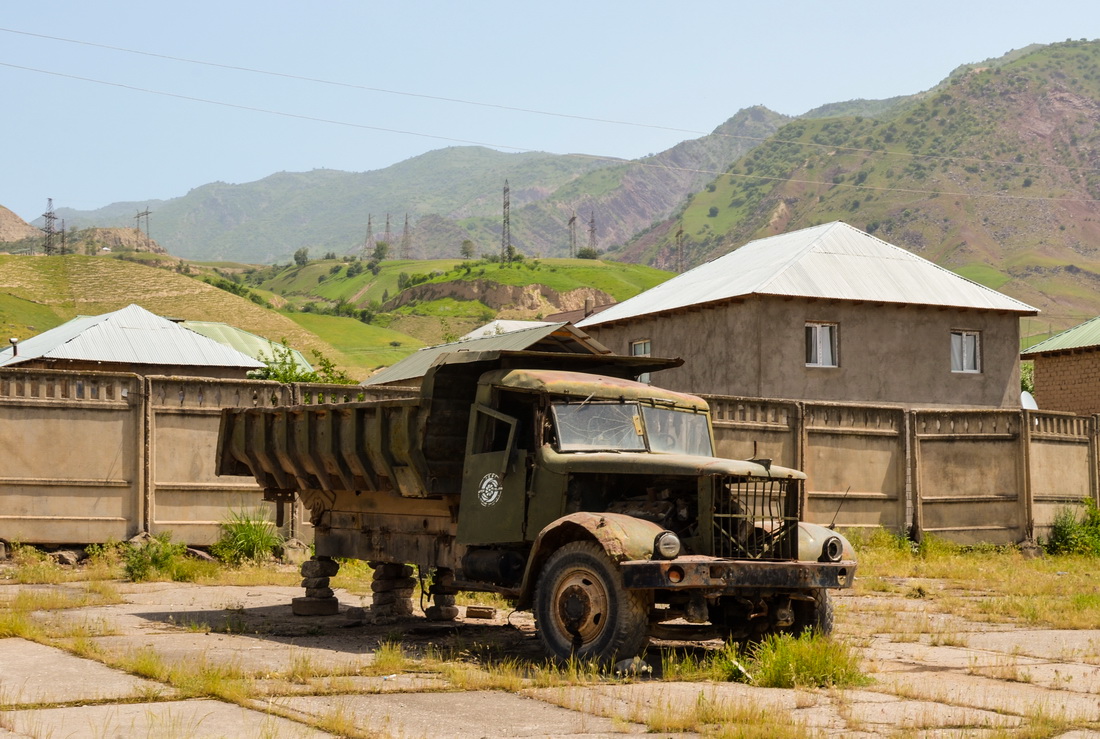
(457, 404, 527, 544)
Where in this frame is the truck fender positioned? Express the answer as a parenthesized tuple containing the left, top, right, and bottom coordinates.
(515, 512, 668, 608)
(798, 522, 857, 563)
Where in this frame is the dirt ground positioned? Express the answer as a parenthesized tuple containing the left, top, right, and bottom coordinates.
(2, 568, 1100, 738)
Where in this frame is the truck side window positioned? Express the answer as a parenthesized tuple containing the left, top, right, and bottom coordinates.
(473, 408, 515, 454)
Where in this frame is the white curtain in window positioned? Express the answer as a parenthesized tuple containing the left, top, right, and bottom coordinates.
(951, 332, 964, 371)
(820, 325, 835, 366)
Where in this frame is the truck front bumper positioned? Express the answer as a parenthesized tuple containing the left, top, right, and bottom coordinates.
(619, 555, 854, 592)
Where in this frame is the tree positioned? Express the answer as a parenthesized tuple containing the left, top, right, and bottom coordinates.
(250, 339, 356, 385)
(372, 241, 390, 262)
(460, 240, 476, 259)
(577, 247, 600, 260)
(293, 247, 310, 266)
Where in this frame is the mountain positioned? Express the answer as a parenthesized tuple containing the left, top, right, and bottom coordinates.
(0, 205, 42, 243)
(617, 39, 1100, 336)
(47, 108, 787, 264)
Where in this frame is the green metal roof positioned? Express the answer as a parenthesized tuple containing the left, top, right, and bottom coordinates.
(1022, 315, 1100, 357)
(180, 321, 313, 372)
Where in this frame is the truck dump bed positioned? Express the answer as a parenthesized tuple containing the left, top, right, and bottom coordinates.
(216, 397, 434, 498)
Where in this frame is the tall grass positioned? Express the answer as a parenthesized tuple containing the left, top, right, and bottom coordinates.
(210, 509, 282, 566)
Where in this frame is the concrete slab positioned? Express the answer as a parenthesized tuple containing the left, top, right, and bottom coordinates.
(875, 670, 1100, 722)
(274, 690, 649, 737)
(839, 691, 1021, 734)
(85, 632, 376, 678)
(251, 672, 448, 696)
(528, 682, 838, 733)
(0, 639, 171, 705)
(964, 629, 1100, 662)
(2, 699, 333, 739)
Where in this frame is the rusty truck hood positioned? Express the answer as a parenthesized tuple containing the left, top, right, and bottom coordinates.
(537, 445, 805, 479)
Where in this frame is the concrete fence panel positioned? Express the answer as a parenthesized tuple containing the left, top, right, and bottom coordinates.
(912, 410, 1025, 545)
(0, 370, 144, 544)
(1026, 411, 1096, 537)
(706, 396, 801, 470)
(802, 403, 908, 534)
(146, 376, 294, 545)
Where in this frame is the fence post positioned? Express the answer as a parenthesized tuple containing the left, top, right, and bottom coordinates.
(1091, 415, 1100, 508)
(909, 410, 923, 542)
(140, 375, 153, 537)
(1020, 410, 1034, 542)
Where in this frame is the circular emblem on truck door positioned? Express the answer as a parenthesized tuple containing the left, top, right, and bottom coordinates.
(478, 473, 503, 507)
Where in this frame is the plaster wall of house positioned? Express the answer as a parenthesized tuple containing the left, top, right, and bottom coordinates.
(584, 295, 1022, 408)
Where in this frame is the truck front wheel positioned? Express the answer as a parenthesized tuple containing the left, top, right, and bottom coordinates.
(792, 589, 834, 635)
(534, 540, 649, 663)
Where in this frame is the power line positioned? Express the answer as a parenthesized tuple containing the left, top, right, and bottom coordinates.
(1, 26, 1093, 176)
(2, 60, 1099, 205)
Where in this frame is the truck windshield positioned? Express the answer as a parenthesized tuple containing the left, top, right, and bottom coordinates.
(641, 405, 713, 456)
(552, 402, 713, 456)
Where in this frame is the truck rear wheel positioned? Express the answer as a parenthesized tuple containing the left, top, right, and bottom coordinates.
(534, 540, 649, 663)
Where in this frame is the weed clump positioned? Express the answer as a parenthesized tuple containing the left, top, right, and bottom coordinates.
(123, 533, 214, 582)
(660, 632, 868, 690)
(210, 509, 282, 566)
(1042, 499, 1100, 556)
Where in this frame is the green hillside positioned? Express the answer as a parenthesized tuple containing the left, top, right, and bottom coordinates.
(0, 251, 670, 379)
(622, 39, 1100, 333)
(0, 254, 421, 380)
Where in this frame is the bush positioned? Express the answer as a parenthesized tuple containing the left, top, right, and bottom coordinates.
(123, 533, 191, 582)
(1043, 499, 1100, 555)
(210, 509, 282, 566)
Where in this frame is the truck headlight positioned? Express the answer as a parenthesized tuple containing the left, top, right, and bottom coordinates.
(654, 531, 681, 559)
(820, 536, 843, 563)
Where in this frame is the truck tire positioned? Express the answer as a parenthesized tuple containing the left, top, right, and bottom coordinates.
(534, 540, 649, 663)
(792, 589, 834, 636)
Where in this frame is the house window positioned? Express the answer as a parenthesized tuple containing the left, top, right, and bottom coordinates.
(951, 330, 981, 373)
(631, 339, 652, 384)
(805, 323, 838, 367)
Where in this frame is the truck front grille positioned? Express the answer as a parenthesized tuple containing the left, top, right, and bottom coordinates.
(712, 476, 800, 560)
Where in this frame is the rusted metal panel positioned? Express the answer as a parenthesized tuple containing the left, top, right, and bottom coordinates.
(217, 398, 431, 500)
(619, 557, 853, 591)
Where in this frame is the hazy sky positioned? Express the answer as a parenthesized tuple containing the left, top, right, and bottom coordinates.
(2, 1, 1095, 223)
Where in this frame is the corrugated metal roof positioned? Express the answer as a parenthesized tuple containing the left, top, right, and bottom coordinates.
(459, 319, 555, 341)
(362, 322, 607, 385)
(580, 222, 1037, 327)
(1021, 315, 1100, 356)
(0, 304, 264, 369)
(181, 320, 313, 372)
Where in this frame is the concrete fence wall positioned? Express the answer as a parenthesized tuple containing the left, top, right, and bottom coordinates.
(704, 394, 1098, 544)
(2, 367, 1097, 547)
(0, 368, 414, 547)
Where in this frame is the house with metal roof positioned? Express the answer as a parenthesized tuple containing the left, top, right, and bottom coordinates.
(578, 221, 1038, 407)
(362, 322, 610, 388)
(1021, 316, 1100, 415)
(0, 304, 264, 379)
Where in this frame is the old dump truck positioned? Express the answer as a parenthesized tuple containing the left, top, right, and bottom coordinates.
(216, 350, 855, 662)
